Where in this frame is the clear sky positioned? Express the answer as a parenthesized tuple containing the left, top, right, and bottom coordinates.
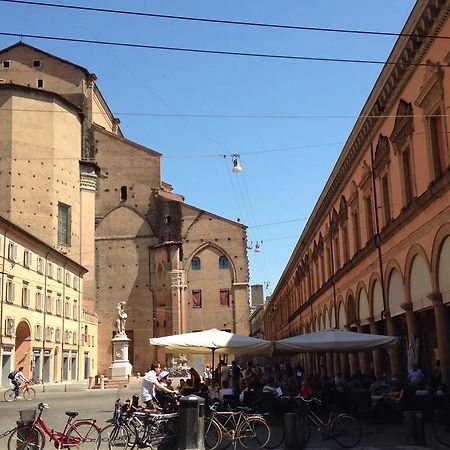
(0, 0, 417, 299)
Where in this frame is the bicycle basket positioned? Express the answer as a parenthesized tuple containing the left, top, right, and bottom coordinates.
(19, 409, 36, 422)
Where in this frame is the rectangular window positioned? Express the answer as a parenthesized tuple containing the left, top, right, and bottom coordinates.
(192, 289, 202, 308)
(333, 233, 340, 270)
(35, 291, 43, 311)
(382, 174, 391, 225)
(36, 79, 44, 88)
(430, 113, 446, 177)
(35, 324, 42, 340)
(2, 60, 11, 69)
(58, 202, 71, 245)
(65, 298, 71, 319)
(46, 294, 53, 314)
(56, 296, 62, 316)
(8, 241, 17, 261)
(402, 149, 413, 205)
(55, 328, 61, 343)
(65, 272, 71, 287)
(73, 301, 78, 320)
(365, 196, 374, 239)
(6, 280, 15, 303)
(352, 211, 361, 252)
(220, 289, 230, 307)
(32, 59, 41, 68)
(23, 250, 32, 268)
(73, 276, 79, 291)
(36, 257, 44, 274)
(22, 284, 30, 307)
(57, 267, 63, 282)
(342, 224, 349, 263)
(47, 262, 54, 278)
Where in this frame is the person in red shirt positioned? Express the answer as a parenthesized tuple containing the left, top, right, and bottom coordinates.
(299, 380, 313, 398)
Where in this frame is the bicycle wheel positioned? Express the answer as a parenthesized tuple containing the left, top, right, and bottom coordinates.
(238, 417, 270, 450)
(100, 424, 130, 449)
(158, 417, 178, 450)
(4, 388, 16, 402)
(23, 387, 36, 401)
(432, 410, 450, 447)
(263, 415, 284, 449)
(204, 418, 222, 450)
(66, 421, 101, 449)
(331, 414, 361, 448)
(8, 425, 45, 450)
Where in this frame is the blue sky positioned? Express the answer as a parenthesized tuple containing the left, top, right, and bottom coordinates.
(0, 0, 416, 299)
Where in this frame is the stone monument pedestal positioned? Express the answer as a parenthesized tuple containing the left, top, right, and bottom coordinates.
(107, 334, 133, 379)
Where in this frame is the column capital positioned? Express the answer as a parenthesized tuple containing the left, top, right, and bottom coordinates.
(401, 302, 413, 313)
(427, 292, 443, 306)
(382, 309, 392, 320)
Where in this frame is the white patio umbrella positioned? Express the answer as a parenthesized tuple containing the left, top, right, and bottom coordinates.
(274, 329, 398, 354)
(150, 328, 273, 367)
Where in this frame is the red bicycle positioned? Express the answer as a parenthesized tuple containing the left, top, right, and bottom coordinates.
(7, 402, 102, 449)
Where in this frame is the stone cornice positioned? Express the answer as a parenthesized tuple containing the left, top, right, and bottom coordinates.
(271, 0, 449, 301)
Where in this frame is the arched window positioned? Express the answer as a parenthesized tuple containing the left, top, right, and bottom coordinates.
(191, 257, 201, 270)
(219, 256, 229, 269)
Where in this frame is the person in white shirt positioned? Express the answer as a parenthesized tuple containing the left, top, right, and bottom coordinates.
(219, 379, 234, 400)
(12, 366, 29, 398)
(141, 362, 177, 409)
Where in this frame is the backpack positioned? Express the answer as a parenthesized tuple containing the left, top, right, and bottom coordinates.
(8, 370, 17, 380)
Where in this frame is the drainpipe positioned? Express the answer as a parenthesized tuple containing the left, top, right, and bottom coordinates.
(61, 262, 67, 382)
(77, 269, 83, 381)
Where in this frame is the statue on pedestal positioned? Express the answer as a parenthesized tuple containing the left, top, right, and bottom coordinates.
(116, 301, 128, 336)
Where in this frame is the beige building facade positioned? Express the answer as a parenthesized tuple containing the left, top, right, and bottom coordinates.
(0, 41, 250, 376)
(263, 0, 450, 384)
(0, 216, 97, 387)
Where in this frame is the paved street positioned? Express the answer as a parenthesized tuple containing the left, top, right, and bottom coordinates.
(0, 386, 447, 449)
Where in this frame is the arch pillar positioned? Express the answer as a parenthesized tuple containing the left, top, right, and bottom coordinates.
(384, 310, 400, 377)
(369, 318, 383, 379)
(429, 294, 450, 385)
(356, 324, 370, 375)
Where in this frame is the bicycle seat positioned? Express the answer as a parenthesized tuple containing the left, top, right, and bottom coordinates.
(65, 411, 79, 418)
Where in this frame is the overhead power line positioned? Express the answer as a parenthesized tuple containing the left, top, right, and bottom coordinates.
(0, 31, 449, 67)
(2, 0, 449, 41)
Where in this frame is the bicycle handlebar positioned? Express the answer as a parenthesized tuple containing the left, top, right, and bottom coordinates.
(37, 403, 49, 409)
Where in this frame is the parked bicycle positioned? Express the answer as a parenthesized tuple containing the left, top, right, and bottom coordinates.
(4, 381, 35, 402)
(204, 402, 270, 450)
(101, 398, 178, 449)
(7, 402, 102, 449)
(296, 396, 361, 448)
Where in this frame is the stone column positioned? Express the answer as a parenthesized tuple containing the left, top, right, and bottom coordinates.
(326, 352, 334, 378)
(369, 319, 383, 379)
(333, 353, 341, 377)
(384, 310, 400, 378)
(357, 324, 369, 375)
(401, 302, 417, 339)
(430, 294, 450, 385)
(346, 325, 360, 376)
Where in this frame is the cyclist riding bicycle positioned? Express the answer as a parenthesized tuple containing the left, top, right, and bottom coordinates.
(11, 366, 29, 399)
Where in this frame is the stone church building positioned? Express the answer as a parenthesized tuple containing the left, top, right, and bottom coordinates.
(0, 42, 250, 375)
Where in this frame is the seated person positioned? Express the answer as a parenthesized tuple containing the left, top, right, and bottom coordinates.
(373, 378, 405, 420)
(263, 376, 283, 398)
(155, 370, 178, 410)
(299, 380, 313, 399)
(219, 379, 235, 401)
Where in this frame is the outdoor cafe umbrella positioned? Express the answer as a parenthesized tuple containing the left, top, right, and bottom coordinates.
(274, 329, 398, 354)
(149, 328, 273, 367)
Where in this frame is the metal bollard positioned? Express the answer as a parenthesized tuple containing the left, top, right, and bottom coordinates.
(178, 395, 205, 450)
(284, 412, 303, 449)
(99, 375, 105, 390)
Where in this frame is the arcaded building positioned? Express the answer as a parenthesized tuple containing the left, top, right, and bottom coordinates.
(0, 42, 249, 375)
(262, 0, 450, 384)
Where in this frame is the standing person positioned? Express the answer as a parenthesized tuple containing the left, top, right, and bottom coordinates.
(219, 360, 230, 386)
(141, 362, 177, 410)
(189, 367, 201, 391)
(11, 366, 28, 399)
(231, 360, 242, 395)
(407, 364, 425, 391)
(203, 365, 213, 382)
(431, 360, 442, 391)
(243, 362, 256, 389)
